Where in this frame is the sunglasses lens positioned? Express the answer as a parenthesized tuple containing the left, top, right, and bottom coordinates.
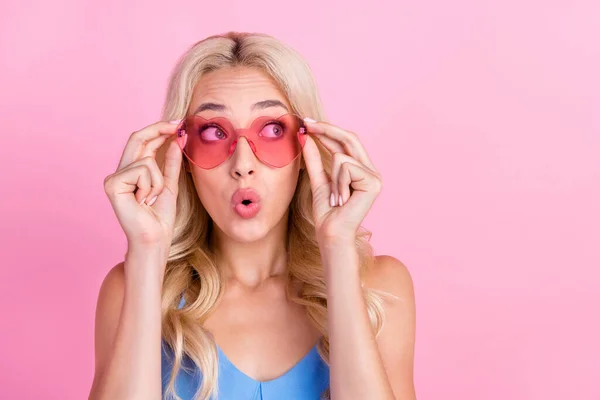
(176, 114, 307, 169)
(176, 116, 233, 169)
(252, 114, 307, 168)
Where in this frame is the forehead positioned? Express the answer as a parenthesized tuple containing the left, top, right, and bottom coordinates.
(188, 66, 290, 119)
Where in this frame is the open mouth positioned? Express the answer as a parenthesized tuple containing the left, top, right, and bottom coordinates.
(233, 198, 261, 218)
(232, 189, 260, 204)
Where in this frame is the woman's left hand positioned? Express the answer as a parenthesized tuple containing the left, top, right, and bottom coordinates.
(301, 119, 383, 245)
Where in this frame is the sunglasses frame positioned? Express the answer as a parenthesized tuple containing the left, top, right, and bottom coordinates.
(175, 112, 309, 169)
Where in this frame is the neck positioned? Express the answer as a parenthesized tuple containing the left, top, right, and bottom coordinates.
(212, 211, 290, 289)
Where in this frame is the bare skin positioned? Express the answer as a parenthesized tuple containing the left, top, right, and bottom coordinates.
(90, 66, 416, 399)
(182, 66, 321, 380)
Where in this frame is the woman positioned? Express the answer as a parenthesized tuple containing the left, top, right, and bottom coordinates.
(90, 32, 416, 400)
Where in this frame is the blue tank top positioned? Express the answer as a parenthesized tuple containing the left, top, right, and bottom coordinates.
(161, 295, 330, 399)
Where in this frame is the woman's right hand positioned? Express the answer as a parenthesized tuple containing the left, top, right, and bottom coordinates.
(103, 120, 184, 258)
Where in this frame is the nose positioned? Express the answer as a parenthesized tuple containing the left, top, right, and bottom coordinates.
(230, 136, 257, 178)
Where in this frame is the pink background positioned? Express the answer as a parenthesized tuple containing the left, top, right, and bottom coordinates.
(1, 0, 598, 399)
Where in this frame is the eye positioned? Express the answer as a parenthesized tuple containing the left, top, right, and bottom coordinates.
(259, 122, 285, 138)
(199, 124, 227, 141)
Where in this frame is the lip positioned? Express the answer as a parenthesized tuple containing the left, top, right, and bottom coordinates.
(231, 188, 262, 219)
(233, 202, 261, 219)
(231, 188, 262, 205)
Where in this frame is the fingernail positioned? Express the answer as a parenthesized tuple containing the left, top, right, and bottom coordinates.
(338, 194, 343, 206)
(147, 196, 158, 206)
(169, 119, 182, 124)
(139, 197, 147, 205)
(330, 193, 336, 207)
(304, 117, 317, 123)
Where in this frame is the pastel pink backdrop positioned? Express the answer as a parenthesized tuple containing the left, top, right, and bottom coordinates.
(1, 0, 598, 399)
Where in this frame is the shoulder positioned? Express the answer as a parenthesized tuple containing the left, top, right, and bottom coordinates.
(95, 261, 126, 331)
(365, 255, 415, 300)
(363, 254, 416, 332)
(101, 261, 126, 286)
(364, 255, 417, 399)
(95, 262, 127, 339)
(90, 263, 126, 388)
(97, 262, 126, 307)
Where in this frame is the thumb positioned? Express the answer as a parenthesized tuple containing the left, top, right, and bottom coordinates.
(163, 139, 183, 196)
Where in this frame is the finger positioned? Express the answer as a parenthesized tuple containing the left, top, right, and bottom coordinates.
(120, 156, 165, 205)
(312, 132, 345, 155)
(312, 134, 349, 207)
(161, 138, 183, 197)
(303, 119, 377, 172)
(133, 165, 153, 205)
(302, 135, 329, 192)
(331, 153, 364, 206)
(301, 135, 332, 215)
(329, 181, 337, 208)
(139, 134, 173, 160)
(117, 120, 181, 171)
(339, 161, 382, 211)
(104, 162, 153, 205)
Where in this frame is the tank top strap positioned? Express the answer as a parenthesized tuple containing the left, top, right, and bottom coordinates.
(177, 293, 186, 309)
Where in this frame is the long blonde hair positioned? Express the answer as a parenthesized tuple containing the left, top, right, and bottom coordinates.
(156, 31, 388, 400)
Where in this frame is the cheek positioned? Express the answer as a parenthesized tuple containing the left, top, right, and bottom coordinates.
(274, 169, 301, 199)
(191, 171, 223, 208)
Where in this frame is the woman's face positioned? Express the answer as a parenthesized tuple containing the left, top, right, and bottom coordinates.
(185, 66, 303, 243)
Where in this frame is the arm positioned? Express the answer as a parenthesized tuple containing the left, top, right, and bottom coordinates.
(323, 242, 416, 400)
(88, 246, 166, 400)
(298, 120, 417, 399)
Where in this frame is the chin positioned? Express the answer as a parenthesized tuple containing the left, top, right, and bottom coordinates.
(223, 217, 271, 243)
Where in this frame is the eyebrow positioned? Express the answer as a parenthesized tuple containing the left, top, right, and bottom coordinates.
(192, 99, 289, 114)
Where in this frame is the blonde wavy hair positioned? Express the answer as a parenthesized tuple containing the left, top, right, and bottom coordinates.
(155, 31, 388, 400)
